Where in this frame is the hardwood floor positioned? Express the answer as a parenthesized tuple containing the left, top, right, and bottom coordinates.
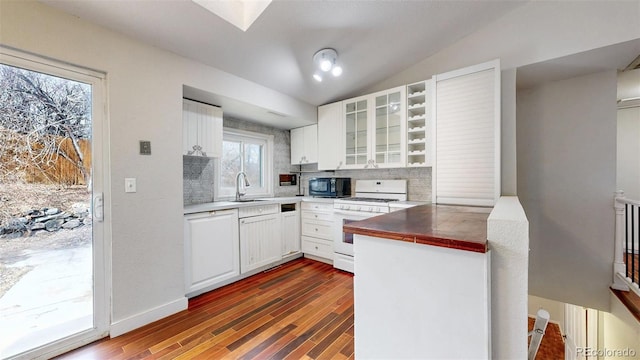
(527, 317, 564, 359)
(56, 258, 354, 360)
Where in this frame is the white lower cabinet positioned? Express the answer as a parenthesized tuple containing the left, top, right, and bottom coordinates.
(240, 205, 282, 273)
(184, 209, 239, 294)
(300, 201, 334, 261)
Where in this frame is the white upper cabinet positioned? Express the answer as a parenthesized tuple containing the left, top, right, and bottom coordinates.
(290, 124, 318, 165)
(342, 86, 406, 169)
(372, 87, 406, 168)
(343, 95, 370, 169)
(317, 101, 344, 170)
(182, 99, 223, 158)
(433, 59, 501, 207)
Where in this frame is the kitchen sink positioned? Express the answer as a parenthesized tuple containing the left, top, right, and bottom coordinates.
(233, 199, 267, 203)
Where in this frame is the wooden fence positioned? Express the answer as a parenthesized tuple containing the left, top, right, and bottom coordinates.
(0, 129, 91, 185)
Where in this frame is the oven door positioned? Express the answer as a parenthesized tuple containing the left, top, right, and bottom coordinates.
(333, 208, 376, 256)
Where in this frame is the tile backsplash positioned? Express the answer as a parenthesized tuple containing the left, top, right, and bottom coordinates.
(183, 155, 215, 205)
(183, 116, 432, 205)
(297, 166, 431, 202)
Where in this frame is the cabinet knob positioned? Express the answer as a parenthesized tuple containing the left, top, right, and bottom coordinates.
(315, 246, 319, 250)
(315, 228, 318, 232)
(314, 214, 318, 218)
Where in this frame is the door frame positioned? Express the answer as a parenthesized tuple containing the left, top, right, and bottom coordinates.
(0, 46, 112, 359)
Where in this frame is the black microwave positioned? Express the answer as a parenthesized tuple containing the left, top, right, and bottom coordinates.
(308, 177, 351, 198)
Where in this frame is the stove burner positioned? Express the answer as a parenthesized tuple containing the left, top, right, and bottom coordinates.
(341, 197, 399, 203)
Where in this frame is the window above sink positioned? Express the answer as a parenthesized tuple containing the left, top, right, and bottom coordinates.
(217, 128, 274, 200)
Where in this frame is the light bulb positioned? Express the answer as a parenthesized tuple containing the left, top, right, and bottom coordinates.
(313, 73, 323, 82)
(319, 59, 332, 72)
(331, 65, 343, 77)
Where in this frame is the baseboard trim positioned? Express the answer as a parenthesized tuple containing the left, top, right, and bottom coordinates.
(110, 297, 188, 337)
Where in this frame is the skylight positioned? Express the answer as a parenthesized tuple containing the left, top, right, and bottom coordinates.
(192, 0, 272, 32)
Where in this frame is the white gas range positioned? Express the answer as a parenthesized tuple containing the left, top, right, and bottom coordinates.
(332, 179, 408, 273)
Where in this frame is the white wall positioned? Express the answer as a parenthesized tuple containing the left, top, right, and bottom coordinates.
(501, 69, 517, 196)
(0, 0, 316, 335)
(617, 107, 640, 200)
(517, 70, 618, 311)
(487, 196, 529, 359)
(599, 292, 640, 359)
(354, 235, 491, 359)
(528, 295, 565, 333)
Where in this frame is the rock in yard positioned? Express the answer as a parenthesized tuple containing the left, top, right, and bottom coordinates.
(44, 207, 60, 216)
(4, 231, 23, 239)
(44, 219, 64, 232)
(27, 209, 44, 218)
(71, 203, 89, 217)
(62, 219, 81, 229)
(30, 223, 46, 231)
(5, 218, 27, 232)
(35, 214, 62, 223)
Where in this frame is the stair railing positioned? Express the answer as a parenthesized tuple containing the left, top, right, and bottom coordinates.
(614, 190, 640, 295)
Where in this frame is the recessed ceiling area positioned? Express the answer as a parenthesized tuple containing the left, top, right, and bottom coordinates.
(516, 39, 640, 91)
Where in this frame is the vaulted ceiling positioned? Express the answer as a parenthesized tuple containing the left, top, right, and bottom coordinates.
(40, 0, 527, 107)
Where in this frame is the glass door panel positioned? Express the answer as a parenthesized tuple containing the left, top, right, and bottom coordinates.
(373, 89, 404, 167)
(344, 99, 368, 167)
(0, 51, 107, 359)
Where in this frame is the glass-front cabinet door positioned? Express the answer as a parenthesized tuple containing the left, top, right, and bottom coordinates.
(372, 86, 406, 168)
(341, 86, 406, 169)
(343, 96, 369, 168)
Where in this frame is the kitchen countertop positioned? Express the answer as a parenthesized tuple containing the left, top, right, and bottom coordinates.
(184, 196, 334, 214)
(343, 204, 491, 253)
(184, 197, 428, 214)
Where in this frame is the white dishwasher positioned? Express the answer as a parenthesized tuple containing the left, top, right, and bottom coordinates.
(238, 203, 282, 274)
(184, 208, 239, 295)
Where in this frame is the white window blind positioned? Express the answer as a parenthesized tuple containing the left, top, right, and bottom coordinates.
(434, 61, 500, 206)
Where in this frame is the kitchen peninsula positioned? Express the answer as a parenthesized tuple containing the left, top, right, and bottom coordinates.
(345, 204, 492, 359)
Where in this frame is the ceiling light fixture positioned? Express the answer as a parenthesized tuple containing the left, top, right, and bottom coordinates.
(313, 48, 343, 82)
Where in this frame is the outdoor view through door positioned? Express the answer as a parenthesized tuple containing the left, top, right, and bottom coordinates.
(0, 52, 106, 359)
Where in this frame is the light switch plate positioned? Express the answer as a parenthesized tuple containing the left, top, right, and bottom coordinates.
(125, 178, 136, 193)
(139, 141, 151, 155)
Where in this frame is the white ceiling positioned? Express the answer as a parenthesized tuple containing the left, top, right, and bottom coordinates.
(40, 0, 526, 111)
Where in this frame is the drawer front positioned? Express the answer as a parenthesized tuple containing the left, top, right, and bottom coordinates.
(238, 204, 279, 218)
(301, 201, 334, 212)
(301, 219, 333, 240)
(301, 210, 333, 222)
(301, 236, 333, 259)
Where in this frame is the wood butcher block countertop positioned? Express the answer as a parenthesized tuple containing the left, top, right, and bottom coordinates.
(343, 204, 491, 253)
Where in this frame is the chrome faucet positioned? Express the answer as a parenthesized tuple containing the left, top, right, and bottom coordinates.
(235, 171, 250, 201)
